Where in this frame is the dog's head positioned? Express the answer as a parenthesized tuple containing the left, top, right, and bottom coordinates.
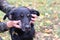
(3, 6, 40, 32)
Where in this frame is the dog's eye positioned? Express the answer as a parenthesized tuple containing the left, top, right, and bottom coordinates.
(27, 14, 31, 17)
(20, 14, 24, 17)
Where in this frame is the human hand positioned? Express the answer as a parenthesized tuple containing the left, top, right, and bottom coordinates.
(30, 14, 38, 23)
(6, 20, 21, 28)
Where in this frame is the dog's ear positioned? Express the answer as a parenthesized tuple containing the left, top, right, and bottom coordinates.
(3, 8, 16, 20)
(3, 14, 12, 20)
(30, 9, 40, 16)
(3, 14, 8, 20)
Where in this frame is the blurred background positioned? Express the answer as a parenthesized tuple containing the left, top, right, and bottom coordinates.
(0, 0, 60, 40)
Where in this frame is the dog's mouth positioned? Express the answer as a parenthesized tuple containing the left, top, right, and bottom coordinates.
(21, 26, 31, 32)
(25, 27, 31, 31)
(18, 22, 31, 32)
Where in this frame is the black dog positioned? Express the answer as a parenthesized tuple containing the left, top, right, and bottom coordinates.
(3, 7, 40, 40)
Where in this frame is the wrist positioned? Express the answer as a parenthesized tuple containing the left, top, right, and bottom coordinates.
(4, 22, 9, 29)
(0, 22, 8, 31)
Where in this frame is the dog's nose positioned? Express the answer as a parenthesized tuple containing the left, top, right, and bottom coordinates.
(25, 25, 31, 29)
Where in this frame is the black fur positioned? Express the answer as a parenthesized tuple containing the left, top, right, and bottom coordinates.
(3, 6, 40, 40)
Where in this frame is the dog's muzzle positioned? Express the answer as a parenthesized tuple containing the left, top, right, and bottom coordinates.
(25, 24, 31, 31)
(18, 22, 31, 32)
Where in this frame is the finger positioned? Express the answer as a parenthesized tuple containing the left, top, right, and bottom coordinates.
(30, 21, 34, 24)
(31, 18, 36, 21)
(13, 20, 21, 24)
(13, 25, 21, 28)
(31, 14, 37, 18)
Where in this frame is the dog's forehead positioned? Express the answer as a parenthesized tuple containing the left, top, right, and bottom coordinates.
(14, 7, 30, 15)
